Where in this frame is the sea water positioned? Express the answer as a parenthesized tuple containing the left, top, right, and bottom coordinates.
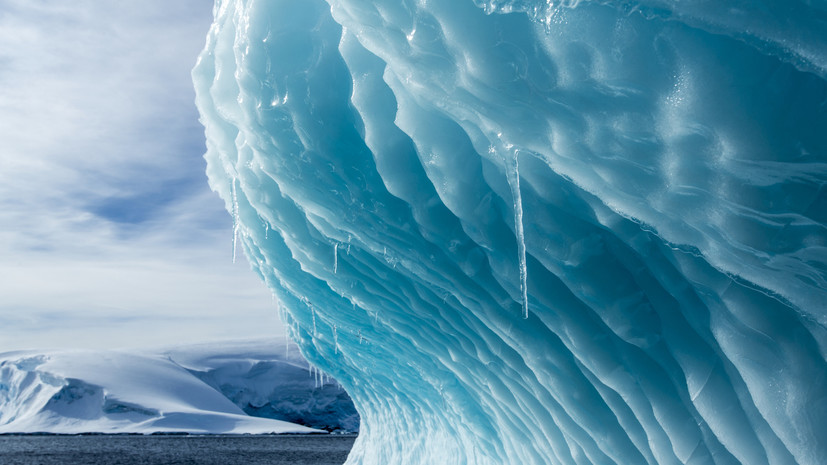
(0, 434, 356, 465)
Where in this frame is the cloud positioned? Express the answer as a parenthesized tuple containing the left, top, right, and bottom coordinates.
(0, 0, 283, 351)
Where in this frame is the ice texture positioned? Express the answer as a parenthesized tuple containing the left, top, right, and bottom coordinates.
(193, 0, 827, 463)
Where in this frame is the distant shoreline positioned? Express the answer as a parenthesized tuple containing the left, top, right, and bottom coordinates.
(0, 432, 355, 437)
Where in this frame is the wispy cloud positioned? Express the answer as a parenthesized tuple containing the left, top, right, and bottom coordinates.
(0, 0, 283, 351)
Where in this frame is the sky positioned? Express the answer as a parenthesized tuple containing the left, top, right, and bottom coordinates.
(0, 0, 285, 351)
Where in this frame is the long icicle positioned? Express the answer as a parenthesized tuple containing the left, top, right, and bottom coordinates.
(231, 179, 240, 264)
(506, 150, 529, 319)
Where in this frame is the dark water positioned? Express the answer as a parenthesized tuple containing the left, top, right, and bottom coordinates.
(0, 434, 356, 465)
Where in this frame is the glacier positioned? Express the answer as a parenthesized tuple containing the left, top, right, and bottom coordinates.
(192, 0, 827, 464)
(0, 339, 356, 434)
(166, 338, 359, 432)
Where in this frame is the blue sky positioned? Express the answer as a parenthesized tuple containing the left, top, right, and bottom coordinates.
(0, 0, 284, 351)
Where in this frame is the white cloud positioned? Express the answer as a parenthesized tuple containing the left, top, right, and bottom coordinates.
(0, 0, 284, 351)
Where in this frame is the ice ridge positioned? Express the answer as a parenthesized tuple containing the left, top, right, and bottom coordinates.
(193, 0, 827, 463)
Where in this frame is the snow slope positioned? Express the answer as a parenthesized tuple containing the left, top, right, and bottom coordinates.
(0, 339, 356, 434)
(165, 339, 359, 432)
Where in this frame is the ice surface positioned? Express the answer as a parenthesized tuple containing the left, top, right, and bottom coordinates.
(193, 0, 827, 463)
(0, 339, 355, 434)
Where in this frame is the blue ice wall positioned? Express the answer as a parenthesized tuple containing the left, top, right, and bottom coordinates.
(193, 0, 827, 463)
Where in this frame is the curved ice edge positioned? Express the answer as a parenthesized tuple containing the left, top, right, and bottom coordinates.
(193, 0, 827, 463)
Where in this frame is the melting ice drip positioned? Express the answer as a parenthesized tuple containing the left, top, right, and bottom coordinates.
(194, 0, 827, 464)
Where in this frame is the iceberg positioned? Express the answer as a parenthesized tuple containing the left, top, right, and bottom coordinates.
(193, 0, 827, 463)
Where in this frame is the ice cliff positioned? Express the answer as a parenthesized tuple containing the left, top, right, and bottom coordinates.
(192, 0, 827, 463)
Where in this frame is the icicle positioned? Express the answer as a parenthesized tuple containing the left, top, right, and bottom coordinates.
(277, 300, 290, 359)
(265, 222, 269, 239)
(505, 149, 529, 319)
(334, 325, 338, 354)
(334, 243, 339, 273)
(231, 179, 240, 264)
(284, 320, 290, 359)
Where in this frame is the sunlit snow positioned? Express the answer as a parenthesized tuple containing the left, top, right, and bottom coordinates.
(0, 339, 356, 434)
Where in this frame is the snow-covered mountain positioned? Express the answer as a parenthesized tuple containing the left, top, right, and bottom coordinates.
(0, 338, 358, 434)
(164, 339, 359, 433)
